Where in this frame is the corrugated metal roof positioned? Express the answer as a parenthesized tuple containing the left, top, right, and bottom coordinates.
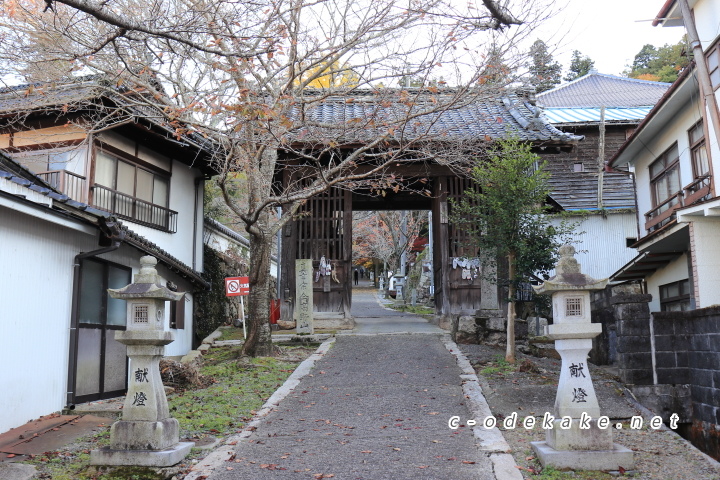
(542, 106, 653, 125)
(537, 72, 671, 108)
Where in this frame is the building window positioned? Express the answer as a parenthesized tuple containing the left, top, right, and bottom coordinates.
(573, 163, 584, 172)
(649, 143, 681, 212)
(708, 44, 720, 90)
(688, 121, 709, 178)
(92, 148, 177, 232)
(659, 279, 691, 312)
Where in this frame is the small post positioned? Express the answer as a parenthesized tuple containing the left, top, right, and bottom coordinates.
(90, 256, 192, 467)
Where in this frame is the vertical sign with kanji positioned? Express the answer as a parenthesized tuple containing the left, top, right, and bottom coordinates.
(295, 259, 314, 334)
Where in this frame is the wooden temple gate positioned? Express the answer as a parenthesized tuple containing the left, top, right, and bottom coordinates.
(278, 171, 503, 328)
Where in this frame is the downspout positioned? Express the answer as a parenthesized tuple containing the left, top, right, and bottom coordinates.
(597, 106, 606, 210)
(678, 0, 720, 154)
(66, 226, 125, 408)
(193, 176, 204, 271)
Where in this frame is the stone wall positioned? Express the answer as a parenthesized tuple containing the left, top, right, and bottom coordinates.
(652, 306, 720, 459)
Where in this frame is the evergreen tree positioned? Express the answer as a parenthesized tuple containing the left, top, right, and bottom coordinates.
(564, 50, 595, 82)
(528, 39, 561, 93)
(628, 38, 689, 83)
(452, 137, 573, 364)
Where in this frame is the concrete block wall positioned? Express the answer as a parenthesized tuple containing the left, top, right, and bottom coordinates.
(611, 293, 654, 385)
(653, 307, 720, 427)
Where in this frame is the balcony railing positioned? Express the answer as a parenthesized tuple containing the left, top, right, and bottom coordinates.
(645, 175, 713, 233)
(36, 170, 87, 203)
(91, 184, 178, 233)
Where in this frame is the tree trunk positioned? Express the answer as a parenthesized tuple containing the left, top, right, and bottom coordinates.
(505, 251, 516, 364)
(242, 213, 276, 357)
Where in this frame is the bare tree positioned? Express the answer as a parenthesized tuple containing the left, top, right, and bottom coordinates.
(0, 0, 557, 356)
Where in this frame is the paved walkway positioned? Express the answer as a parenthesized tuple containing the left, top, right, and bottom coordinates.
(349, 285, 445, 335)
(191, 290, 507, 480)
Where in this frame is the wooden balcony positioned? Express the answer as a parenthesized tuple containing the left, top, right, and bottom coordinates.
(91, 184, 178, 232)
(36, 170, 87, 203)
(644, 175, 713, 233)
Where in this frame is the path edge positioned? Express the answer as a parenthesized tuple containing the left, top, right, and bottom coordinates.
(183, 337, 336, 480)
(442, 336, 524, 480)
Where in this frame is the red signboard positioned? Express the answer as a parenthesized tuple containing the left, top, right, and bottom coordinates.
(225, 276, 250, 297)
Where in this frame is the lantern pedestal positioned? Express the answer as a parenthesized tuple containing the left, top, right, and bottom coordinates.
(90, 256, 192, 467)
(530, 246, 634, 471)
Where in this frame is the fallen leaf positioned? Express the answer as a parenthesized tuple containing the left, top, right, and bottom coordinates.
(462, 460, 476, 464)
(360, 450, 372, 453)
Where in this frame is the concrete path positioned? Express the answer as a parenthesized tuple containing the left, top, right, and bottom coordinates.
(349, 287, 445, 335)
(187, 289, 521, 480)
(198, 334, 496, 480)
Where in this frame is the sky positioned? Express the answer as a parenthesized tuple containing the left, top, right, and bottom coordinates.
(533, 0, 685, 77)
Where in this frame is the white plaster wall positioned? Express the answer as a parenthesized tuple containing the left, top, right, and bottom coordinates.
(631, 100, 704, 237)
(645, 253, 689, 313)
(550, 212, 638, 280)
(694, 0, 720, 52)
(0, 205, 96, 434)
(689, 219, 720, 308)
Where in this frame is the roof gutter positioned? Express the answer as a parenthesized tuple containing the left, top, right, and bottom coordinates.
(608, 62, 695, 168)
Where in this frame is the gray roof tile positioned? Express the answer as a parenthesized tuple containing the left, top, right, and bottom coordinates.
(537, 72, 671, 108)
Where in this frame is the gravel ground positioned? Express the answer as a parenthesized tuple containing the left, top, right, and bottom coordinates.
(459, 343, 720, 480)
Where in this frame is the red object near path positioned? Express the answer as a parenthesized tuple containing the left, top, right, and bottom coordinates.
(225, 276, 250, 296)
(270, 299, 280, 324)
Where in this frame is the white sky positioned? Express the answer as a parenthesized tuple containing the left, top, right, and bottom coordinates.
(533, 0, 685, 77)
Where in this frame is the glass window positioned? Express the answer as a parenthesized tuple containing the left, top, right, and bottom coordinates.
(688, 121, 709, 178)
(659, 279, 691, 312)
(649, 144, 681, 208)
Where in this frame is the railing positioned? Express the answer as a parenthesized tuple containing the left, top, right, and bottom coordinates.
(91, 184, 178, 233)
(36, 170, 87, 203)
(645, 175, 713, 233)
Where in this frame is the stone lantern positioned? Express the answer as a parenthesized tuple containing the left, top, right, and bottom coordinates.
(530, 246, 634, 471)
(91, 256, 193, 467)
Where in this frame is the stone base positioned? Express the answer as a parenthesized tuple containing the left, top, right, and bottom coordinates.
(312, 313, 355, 330)
(531, 441, 634, 471)
(90, 442, 193, 467)
(110, 418, 179, 450)
(546, 419, 613, 451)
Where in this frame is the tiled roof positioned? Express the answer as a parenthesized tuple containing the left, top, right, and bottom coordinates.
(292, 90, 582, 144)
(537, 72, 671, 108)
(542, 106, 653, 125)
(0, 77, 216, 173)
(0, 152, 208, 288)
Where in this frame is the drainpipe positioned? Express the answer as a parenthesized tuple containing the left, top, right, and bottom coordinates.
(65, 227, 125, 408)
(597, 106, 606, 210)
(678, 0, 720, 154)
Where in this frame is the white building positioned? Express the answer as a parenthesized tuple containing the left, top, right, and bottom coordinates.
(0, 79, 215, 434)
(609, 0, 720, 312)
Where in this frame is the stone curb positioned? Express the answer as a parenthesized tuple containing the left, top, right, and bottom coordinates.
(442, 336, 524, 480)
(183, 337, 336, 480)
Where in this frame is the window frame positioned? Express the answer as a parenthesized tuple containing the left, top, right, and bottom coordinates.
(649, 143, 681, 208)
(659, 279, 691, 312)
(91, 143, 177, 232)
(94, 146, 170, 208)
(688, 120, 710, 179)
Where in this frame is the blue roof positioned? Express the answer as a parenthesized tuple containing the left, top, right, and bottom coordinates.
(542, 106, 654, 125)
